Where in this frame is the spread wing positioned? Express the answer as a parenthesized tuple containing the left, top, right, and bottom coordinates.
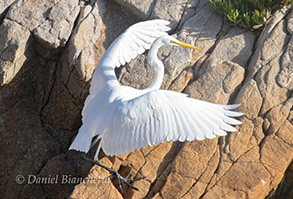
(84, 20, 171, 121)
(106, 19, 171, 67)
(101, 90, 243, 156)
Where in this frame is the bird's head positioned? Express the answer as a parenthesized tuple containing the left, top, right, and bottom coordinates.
(159, 35, 200, 50)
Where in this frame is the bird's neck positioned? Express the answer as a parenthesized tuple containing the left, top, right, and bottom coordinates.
(147, 45, 164, 90)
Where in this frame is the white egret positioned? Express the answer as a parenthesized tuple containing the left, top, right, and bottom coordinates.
(69, 19, 243, 191)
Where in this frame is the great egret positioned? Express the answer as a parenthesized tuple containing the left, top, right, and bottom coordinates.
(69, 19, 243, 191)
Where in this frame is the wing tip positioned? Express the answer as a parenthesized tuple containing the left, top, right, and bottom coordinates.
(224, 104, 241, 110)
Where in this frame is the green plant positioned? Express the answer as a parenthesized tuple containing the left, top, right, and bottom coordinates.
(208, 0, 292, 30)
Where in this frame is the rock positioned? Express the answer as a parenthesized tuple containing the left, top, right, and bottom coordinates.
(119, 54, 155, 89)
(225, 118, 254, 161)
(265, 98, 292, 135)
(69, 157, 123, 199)
(114, 0, 155, 19)
(277, 37, 293, 91)
(33, 0, 80, 49)
(0, 19, 31, 85)
(161, 3, 222, 88)
(172, 139, 218, 179)
(168, 68, 193, 92)
(248, 117, 265, 149)
(6, 0, 56, 30)
(216, 160, 271, 199)
(36, 155, 77, 199)
(260, 135, 293, 188)
(0, 99, 59, 199)
(61, 0, 107, 96)
(202, 184, 246, 199)
(0, 0, 15, 17)
(288, 13, 293, 35)
(150, 0, 190, 29)
(185, 59, 244, 104)
(139, 141, 174, 182)
(247, 17, 290, 81)
(115, 0, 197, 30)
(255, 54, 289, 115)
(270, 161, 293, 199)
(256, 8, 289, 47)
(177, 0, 200, 29)
(161, 172, 196, 198)
(209, 27, 256, 67)
(276, 120, 293, 146)
(235, 79, 262, 119)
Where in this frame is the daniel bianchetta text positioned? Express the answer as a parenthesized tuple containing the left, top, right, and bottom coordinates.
(15, 174, 110, 185)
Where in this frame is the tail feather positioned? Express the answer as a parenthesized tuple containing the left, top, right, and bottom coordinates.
(69, 130, 92, 153)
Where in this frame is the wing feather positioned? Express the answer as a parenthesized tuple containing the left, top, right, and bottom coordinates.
(107, 19, 170, 68)
(101, 90, 243, 156)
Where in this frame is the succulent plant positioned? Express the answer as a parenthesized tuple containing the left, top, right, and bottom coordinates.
(208, 0, 292, 30)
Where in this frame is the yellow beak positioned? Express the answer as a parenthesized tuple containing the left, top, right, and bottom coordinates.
(172, 40, 200, 50)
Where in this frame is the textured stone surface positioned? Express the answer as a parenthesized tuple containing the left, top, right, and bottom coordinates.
(6, 0, 56, 30)
(210, 27, 255, 67)
(1, 0, 292, 199)
(185, 59, 245, 104)
(33, 0, 80, 49)
(115, 0, 200, 30)
(235, 79, 262, 119)
(0, 19, 31, 85)
(70, 158, 123, 199)
(277, 37, 293, 91)
(0, 0, 15, 17)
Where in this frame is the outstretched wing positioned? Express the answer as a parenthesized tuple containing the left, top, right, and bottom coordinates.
(84, 20, 170, 121)
(101, 90, 243, 156)
(106, 19, 171, 67)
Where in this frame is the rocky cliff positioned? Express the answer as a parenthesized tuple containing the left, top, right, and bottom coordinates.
(0, 0, 292, 199)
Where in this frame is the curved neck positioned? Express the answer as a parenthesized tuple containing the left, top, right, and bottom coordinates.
(147, 43, 164, 90)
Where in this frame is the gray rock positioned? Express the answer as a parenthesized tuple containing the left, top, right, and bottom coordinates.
(150, 0, 189, 29)
(6, 0, 56, 30)
(177, 0, 200, 29)
(61, 0, 107, 84)
(0, 0, 15, 17)
(119, 54, 155, 89)
(255, 54, 288, 115)
(210, 27, 255, 67)
(185, 59, 244, 104)
(168, 68, 193, 92)
(287, 14, 293, 35)
(33, 0, 80, 49)
(115, 0, 200, 30)
(0, 19, 31, 85)
(277, 37, 293, 91)
(114, 0, 155, 19)
(247, 17, 290, 81)
(256, 8, 289, 47)
(162, 4, 223, 88)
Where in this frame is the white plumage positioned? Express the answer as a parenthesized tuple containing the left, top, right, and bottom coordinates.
(69, 19, 243, 160)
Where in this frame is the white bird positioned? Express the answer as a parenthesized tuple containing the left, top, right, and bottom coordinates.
(69, 19, 243, 191)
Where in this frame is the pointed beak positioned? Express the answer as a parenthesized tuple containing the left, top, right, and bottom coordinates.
(172, 40, 200, 50)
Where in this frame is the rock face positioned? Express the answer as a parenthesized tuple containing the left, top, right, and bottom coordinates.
(0, 0, 292, 199)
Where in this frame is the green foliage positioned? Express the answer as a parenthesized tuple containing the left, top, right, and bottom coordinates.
(208, 0, 292, 30)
